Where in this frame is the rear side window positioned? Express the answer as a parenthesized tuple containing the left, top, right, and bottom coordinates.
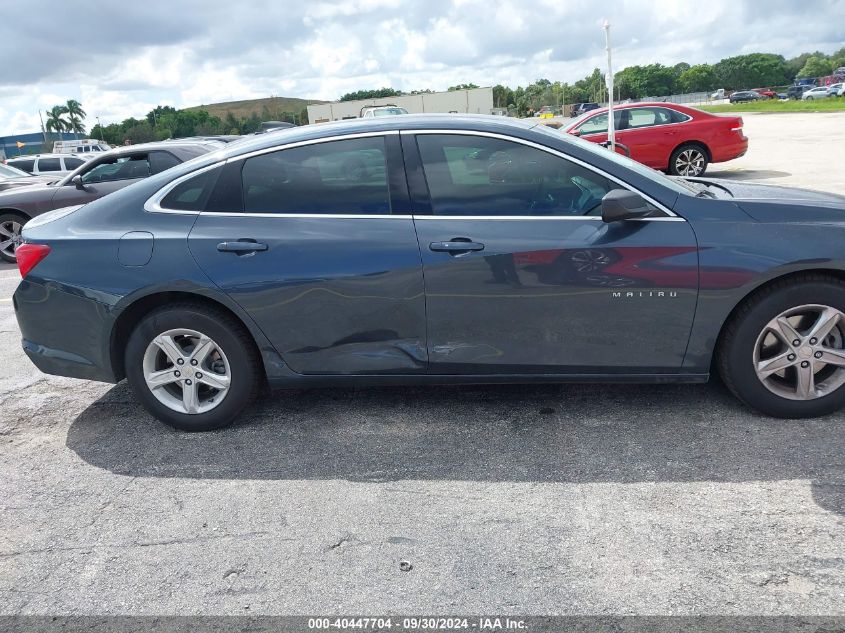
(149, 151, 181, 175)
(63, 157, 85, 170)
(38, 158, 62, 172)
(241, 137, 391, 215)
(10, 159, 35, 172)
(160, 167, 220, 211)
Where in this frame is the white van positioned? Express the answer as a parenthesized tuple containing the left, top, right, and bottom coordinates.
(52, 139, 111, 154)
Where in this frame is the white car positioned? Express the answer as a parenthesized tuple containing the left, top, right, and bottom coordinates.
(802, 86, 832, 100)
(4, 153, 93, 177)
(827, 83, 845, 97)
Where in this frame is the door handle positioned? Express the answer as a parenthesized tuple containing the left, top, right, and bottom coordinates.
(216, 240, 269, 254)
(429, 239, 485, 254)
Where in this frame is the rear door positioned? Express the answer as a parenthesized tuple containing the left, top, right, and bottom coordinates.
(184, 133, 428, 375)
(614, 107, 679, 169)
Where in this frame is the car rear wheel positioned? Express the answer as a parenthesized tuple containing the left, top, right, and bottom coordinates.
(124, 303, 260, 431)
(669, 144, 708, 177)
(718, 276, 845, 418)
(0, 213, 25, 263)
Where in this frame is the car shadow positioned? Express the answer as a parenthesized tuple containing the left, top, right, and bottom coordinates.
(66, 380, 845, 515)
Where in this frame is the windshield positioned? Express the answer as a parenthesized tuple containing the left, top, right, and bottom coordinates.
(0, 163, 31, 178)
(373, 108, 408, 116)
(533, 123, 698, 197)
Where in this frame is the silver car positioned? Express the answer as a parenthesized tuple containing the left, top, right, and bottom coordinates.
(0, 141, 220, 262)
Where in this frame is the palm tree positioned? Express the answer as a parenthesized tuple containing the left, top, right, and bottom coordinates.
(45, 105, 69, 141)
(65, 99, 86, 135)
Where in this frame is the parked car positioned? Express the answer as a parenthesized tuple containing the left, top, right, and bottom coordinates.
(15, 114, 845, 431)
(753, 88, 776, 99)
(562, 102, 747, 176)
(802, 86, 832, 100)
(729, 90, 762, 103)
(360, 105, 409, 118)
(0, 163, 56, 192)
(787, 84, 813, 99)
(53, 139, 111, 154)
(826, 83, 845, 97)
(569, 103, 600, 117)
(710, 89, 726, 100)
(0, 141, 219, 262)
(5, 153, 90, 177)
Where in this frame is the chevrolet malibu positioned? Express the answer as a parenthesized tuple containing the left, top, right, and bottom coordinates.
(563, 102, 747, 177)
(13, 115, 845, 431)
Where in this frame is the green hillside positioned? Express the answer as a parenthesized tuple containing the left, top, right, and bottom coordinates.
(186, 96, 328, 120)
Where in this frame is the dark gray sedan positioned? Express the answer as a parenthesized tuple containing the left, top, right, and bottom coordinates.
(13, 115, 845, 431)
(0, 140, 221, 262)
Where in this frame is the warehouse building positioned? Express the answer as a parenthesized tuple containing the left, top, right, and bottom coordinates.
(0, 131, 85, 160)
(307, 87, 495, 123)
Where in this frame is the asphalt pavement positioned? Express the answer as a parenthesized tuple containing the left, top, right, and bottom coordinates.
(2, 115, 845, 619)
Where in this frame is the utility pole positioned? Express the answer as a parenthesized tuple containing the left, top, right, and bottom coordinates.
(603, 20, 615, 153)
(96, 117, 105, 142)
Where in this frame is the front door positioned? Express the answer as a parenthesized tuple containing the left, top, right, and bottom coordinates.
(185, 134, 427, 375)
(405, 132, 699, 375)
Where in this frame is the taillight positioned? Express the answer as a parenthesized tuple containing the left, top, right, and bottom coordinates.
(16, 243, 51, 278)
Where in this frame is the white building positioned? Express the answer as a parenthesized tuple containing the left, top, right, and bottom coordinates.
(307, 87, 495, 123)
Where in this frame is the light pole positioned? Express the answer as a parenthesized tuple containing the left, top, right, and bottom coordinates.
(96, 117, 105, 143)
(603, 20, 615, 153)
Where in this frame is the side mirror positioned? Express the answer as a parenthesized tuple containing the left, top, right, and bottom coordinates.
(601, 189, 653, 223)
(71, 175, 86, 190)
(571, 129, 582, 137)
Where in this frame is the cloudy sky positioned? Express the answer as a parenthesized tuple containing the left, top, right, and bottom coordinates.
(1, 0, 843, 134)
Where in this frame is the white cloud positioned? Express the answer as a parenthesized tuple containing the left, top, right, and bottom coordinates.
(0, 0, 843, 134)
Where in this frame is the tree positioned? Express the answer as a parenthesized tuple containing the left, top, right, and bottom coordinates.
(713, 53, 790, 89)
(614, 64, 677, 99)
(448, 83, 479, 91)
(65, 99, 86, 134)
(798, 55, 833, 78)
(678, 64, 718, 92)
(45, 105, 69, 140)
(339, 88, 402, 102)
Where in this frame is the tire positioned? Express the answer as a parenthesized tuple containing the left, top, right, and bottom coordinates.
(668, 144, 708, 177)
(0, 212, 27, 263)
(124, 303, 261, 431)
(717, 275, 845, 418)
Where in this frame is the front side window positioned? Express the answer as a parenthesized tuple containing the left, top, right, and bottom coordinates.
(416, 134, 614, 217)
(38, 158, 62, 172)
(241, 136, 391, 215)
(81, 154, 151, 184)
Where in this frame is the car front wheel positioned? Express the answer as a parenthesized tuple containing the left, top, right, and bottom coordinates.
(124, 303, 260, 431)
(669, 144, 708, 177)
(718, 276, 845, 418)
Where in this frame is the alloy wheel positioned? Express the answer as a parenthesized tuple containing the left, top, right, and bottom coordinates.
(142, 328, 231, 415)
(674, 149, 706, 176)
(753, 304, 845, 401)
(0, 220, 22, 259)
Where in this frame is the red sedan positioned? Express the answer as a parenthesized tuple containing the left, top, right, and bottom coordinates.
(562, 102, 747, 177)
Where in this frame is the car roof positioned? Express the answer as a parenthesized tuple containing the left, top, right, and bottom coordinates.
(217, 114, 539, 161)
